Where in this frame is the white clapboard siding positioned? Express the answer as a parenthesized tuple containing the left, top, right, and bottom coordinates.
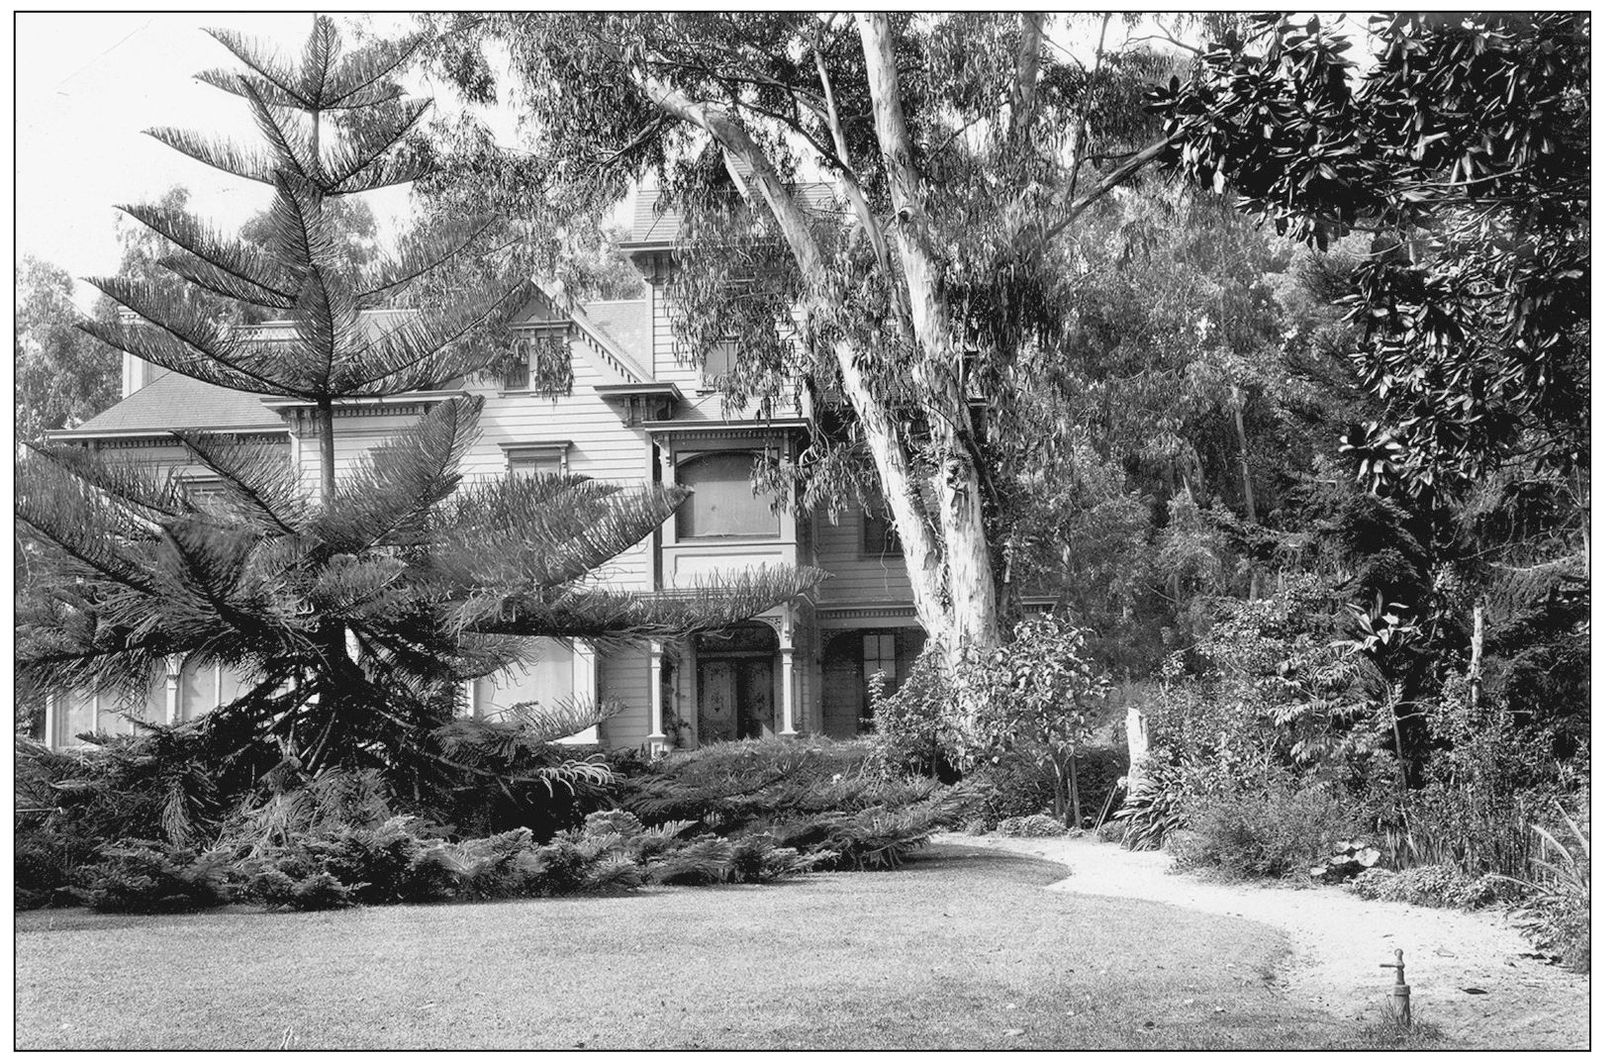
(814, 511, 916, 608)
(597, 641, 654, 745)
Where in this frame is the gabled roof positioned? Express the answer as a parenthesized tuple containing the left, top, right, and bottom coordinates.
(580, 299, 652, 376)
(68, 370, 286, 438)
(621, 181, 841, 249)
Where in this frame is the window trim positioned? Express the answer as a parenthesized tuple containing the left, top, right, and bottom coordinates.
(501, 440, 571, 477)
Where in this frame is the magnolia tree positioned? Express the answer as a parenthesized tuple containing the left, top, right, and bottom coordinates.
(16, 17, 818, 785)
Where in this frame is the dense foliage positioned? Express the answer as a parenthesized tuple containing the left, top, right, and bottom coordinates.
(17, 734, 961, 913)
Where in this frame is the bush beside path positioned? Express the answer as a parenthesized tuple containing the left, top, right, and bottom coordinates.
(942, 834, 1590, 1050)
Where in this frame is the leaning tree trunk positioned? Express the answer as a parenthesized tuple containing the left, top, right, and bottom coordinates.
(624, 55, 962, 651)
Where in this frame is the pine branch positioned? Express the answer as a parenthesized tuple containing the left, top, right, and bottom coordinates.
(325, 33, 425, 109)
(79, 277, 303, 396)
(201, 26, 307, 106)
(336, 279, 531, 395)
(431, 479, 689, 603)
(23, 441, 188, 519)
(144, 126, 277, 185)
(241, 78, 320, 185)
(118, 201, 295, 306)
(465, 566, 827, 640)
(319, 97, 433, 192)
(172, 432, 311, 535)
(312, 395, 484, 552)
(299, 15, 340, 111)
(353, 215, 501, 304)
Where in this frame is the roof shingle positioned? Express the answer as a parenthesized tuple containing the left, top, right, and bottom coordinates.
(71, 370, 286, 436)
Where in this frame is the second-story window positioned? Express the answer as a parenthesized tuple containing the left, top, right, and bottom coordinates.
(675, 451, 778, 538)
(701, 338, 740, 390)
(861, 508, 902, 557)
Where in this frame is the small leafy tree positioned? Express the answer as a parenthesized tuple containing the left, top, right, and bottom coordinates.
(953, 615, 1111, 825)
(15, 17, 818, 791)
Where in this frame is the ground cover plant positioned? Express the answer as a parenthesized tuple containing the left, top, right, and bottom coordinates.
(18, 732, 966, 914)
(615, 735, 971, 871)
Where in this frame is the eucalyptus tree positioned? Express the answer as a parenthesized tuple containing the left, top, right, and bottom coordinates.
(16, 16, 817, 780)
(421, 12, 1181, 678)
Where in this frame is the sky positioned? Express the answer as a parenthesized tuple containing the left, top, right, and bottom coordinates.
(14, 13, 420, 310)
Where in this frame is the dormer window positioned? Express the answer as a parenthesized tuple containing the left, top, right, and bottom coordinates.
(503, 325, 570, 393)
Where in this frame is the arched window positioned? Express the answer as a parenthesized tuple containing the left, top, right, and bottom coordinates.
(675, 452, 778, 538)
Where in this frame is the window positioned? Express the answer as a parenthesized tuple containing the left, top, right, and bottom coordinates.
(861, 509, 902, 556)
(863, 633, 898, 697)
(182, 477, 228, 507)
(701, 338, 740, 390)
(507, 447, 564, 478)
(503, 327, 569, 392)
(675, 452, 778, 538)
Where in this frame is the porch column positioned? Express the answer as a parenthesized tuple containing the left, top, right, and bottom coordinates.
(779, 619, 799, 738)
(572, 640, 601, 743)
(43, 693, 58, 749)
(647, 640, 669, 756)
(163, 655, 183, 724)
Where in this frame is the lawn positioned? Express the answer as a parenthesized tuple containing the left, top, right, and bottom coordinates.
(17, 845, 1354, 1050)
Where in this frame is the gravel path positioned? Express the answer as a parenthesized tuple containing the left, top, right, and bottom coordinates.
(939, 834, 1589, 1049)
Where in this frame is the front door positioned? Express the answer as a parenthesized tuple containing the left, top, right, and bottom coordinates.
(697, 657, 776, 743)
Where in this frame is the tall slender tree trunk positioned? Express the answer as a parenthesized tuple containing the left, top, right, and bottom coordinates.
(1468, 600, 1485, 711)
(1231, 385, 1261, 600)
(316, 400, 337, 505)
(859, 13, 1002, 667)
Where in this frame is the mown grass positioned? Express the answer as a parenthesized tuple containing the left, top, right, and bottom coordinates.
(18, 845, 1381, 1050)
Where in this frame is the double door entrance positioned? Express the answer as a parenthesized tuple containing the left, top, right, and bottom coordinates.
(696, 656, 776, 742)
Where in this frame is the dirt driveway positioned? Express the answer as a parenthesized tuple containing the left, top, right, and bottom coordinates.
(940, 834, 1590, 1049)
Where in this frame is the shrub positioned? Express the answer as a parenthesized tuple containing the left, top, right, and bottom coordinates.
(439, 828, 548, 900)
(952, 616, 1112, 827)
(239, 864, 361, 911)
(14, 730, 227, 907)
(1174, 780, 1368, 881)
(69, 839, 232, 913)
(995, 814, 1068, 838)
(870, 646, 957, 779)
(953, 760, 1051, 828)
(1509, 802, 1590, 972)
(1097, 819, 1126, 844)
(1349, 865, 1510, 910)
